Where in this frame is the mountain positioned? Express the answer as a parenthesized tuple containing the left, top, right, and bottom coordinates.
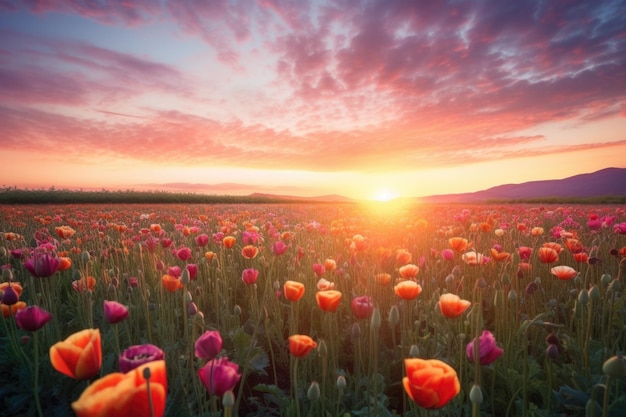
(418, 167, 626, 203)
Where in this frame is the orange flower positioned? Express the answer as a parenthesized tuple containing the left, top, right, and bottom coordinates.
(438, 293, 471, 318)
(403, 358, 460, 409)
(324, 258, 337, 272)
(283, 281, 305, 302)
(149, 223, 162, 233)
(315, 290, 342, 312)
(72, 276, 97, 293)
(241, 245, 259, 259)
(55, 225, 76, 239)
(204, 251, 217, 262)
(479, 222, 492, 233)
(573, 252, 589, 263)
(222, 236, 236, 249)
(72, 360, 167, 417)
(394, 280, 422, 300)
(489, 248, 510, 262)
(538, 247, 559, 264)
(288, 335, 317, 358)
(2, 301, 26, 317)
(550, 265, 578, 281)
(462, 251, 485, 265)
(396, 249, 412, 265)
(531, 227, 544, 236)
(565, 238, 583, 254)
(50, 329, 102, 380)
(375, 273, 391, 286)
(161, 275, 183, 292)
(57, 256, 72, 271)
(448, 237, 468, 252)
(542, 242, 563, 253)
(398, 264, 419, 279)
(0, 282, 23, 298)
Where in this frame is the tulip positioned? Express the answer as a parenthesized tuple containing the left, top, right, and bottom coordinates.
(241, 268, 259, 285)
(72, 360, 167, 417)
(466, 330, 503, 365)
(351, 295, 374, 320)
(103, 300, 129, 324)
(394, 280, 422, 300)
(119, 344, 165, 373)
(288, 335, 317, 358)
(195, 233, 209, 247)
(15, 305, 52, 332)
(186, 263, 198, 280)
(162, 274, 183, 292)
(283, 280, 305, 302)
(438, 293, 471, 318)
(403, 358, 460, 409)
(222, 236, 236, 248)
(272, 241, 288, 256)
(195, 330, 223, 360)
(315, 290, 342, 312)
(50, 329, 102, 380)
(198, 357, 241, 396)
(241, 245, 259, 259)
(23, 252, 59, 278)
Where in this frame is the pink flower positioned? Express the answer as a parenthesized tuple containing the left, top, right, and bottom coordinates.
(167, 265, 182, 278)
(312, 263, 325, 278)
(517, 246, 533, 261)
(15, 305, 52, 332)
(23, 252, 59, 278)
(242, 268, 259, 285)
(614, 222, 626, 234)
(195, 234, 209, 247)
(186, 264, 198, 280)
(176, 247, 192, 261)
(198, 357, 241, 396)
(272, 241, 288, 256)
(160, 238, 173, 248)
(119, 344, 164, 373)
(466, 330, 503, 365)
(441, 249, 454, 261)
(195, 330, 223, 360)
(351, 296, 374, 320)
(103, 300, 129, 324)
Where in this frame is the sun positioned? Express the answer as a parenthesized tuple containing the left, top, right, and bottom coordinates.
(372, 189, 397, 202)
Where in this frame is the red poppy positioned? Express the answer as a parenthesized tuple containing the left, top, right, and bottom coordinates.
(394, 280, 422, 300)
(288, 335, 317, 358)
(283, 281, 305, 302)
(438, 293, 471, 318)
(315, 290, 342, 312)
(403, 358, 460, 409)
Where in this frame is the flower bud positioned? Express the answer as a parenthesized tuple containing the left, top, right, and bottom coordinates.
(577, 289, 589, 305)
(409, 344, 420, 358)
(222, 390, 235, 407)
(181, 268, 190, 285)
(336, 375, 347, 390)
(2, 268, 13, 282)
(307, 381, 320, 402)
(546, 344, 559, 361)
(370, 308, 381, 330)
(508, 289, 517, 302)
(317, 339, 328, 356)
(351, 323, 361, 339)
(602, 355, 626, 378)
(469, 384, 483, 405)
(600, 273, 612, 287)
(388, 305, 400, 328)
(588, 286, 600, 301)
(81, 251, 91, 263)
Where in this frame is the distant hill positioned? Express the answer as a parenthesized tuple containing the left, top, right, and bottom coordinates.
(418, 167, 626, 203)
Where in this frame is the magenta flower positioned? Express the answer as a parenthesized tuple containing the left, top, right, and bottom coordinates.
(466, 330, 503, 365)
(195, 330, 223, 360)
(167, 265, 182, 278)
(23, 252, 59, 278)
(312, 263, 325, 278)
(160, 238, 172, 248)
(10, 249, 24, 259)
(241, 268, 259, 285)
(441, 249, 454, 261)
(195, 234, 209, 247)
(614, 222, 626, 234)
(186, 264, 198, 280)
(15, 305, 52, 332)
(103, 300, 129, 324)
(1, 284, 19, 305)
(351, 295, 374, 320)
(198, 357, 241, 396)
(119, 344, 165, 373)
(176, 247, 192, 261)
(272, 241, 288, 256)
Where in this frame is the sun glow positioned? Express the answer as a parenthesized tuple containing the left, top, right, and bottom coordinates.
(372, 189, 398, 202)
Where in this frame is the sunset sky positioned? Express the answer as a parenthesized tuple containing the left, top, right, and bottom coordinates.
(1, 0, 625, 201)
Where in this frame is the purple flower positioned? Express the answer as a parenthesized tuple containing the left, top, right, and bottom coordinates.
(466, 330, 503, 365)
(15, 305, 52, 332)
(350, 296, 374, 320)
(1, 284, 19, 305)
(119, 344, 165, 373)
(103, 300, 129, 324)
(23, 252, 59, 278)
(198, 357, 241, 396)
(195, 330, 223, 360)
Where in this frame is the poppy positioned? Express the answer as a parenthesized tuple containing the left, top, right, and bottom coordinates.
(403, 358, 460, 409)
(316, 278, 335, 291)
(351, 296, 374, 320)
(195, 330, 223, 360)
(50, 328, 102, 380)
(55, 226, 76, 239)
(538, 247, 559, 264)
(222, 236, 236, 249)
(489, 248, 510, 262)
(288, 334, 317, 358)
(438, 294, 471, 319)
(241, 245, 259, 259)
(72, 360, 167, 417)
(315, 290, 342, 312)
(119, 344, 165, 373)
(72, 276, 97, 293)
(57, 256, 72, 271)
(23, 252, 59, 278)
(394, 281, 422, 300)
(103, 300, 129, 324)
(448, 237, 468, 253)
(550, 265, 578, 281)
(161, 275, 183, 292)
(241, 268, 259, 285)
(324, 259, 337, 272)
(283, 281, 305, 302)
(0, 281, 23, 299)
(573, 252, 589, 263)
(15, 305, 52, 332)
(398, 264, 419, 279)
(374, 273, 391, 286)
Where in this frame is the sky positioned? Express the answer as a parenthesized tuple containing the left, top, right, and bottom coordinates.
(1, 0, 625, 201)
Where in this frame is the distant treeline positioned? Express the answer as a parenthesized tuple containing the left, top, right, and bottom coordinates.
(485, 196, 626, 205)
(0, 188, 308, 205)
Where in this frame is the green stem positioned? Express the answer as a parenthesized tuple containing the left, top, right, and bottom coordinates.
(33, 331, 44, 417)
(602, 376, 611, 417)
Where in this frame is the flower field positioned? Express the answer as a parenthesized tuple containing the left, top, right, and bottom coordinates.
(1, 202, 625, 417)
